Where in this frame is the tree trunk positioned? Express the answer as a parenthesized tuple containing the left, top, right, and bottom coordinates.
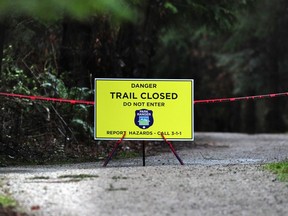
(59, 19, 92, 87)
(264, 12, 286, 132)
(0, 21, 6, 78)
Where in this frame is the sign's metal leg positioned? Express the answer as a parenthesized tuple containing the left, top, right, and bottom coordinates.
(103, 132, 184, 167)
(103, 142, 120, 167)
(166, 142, 184, 165)
(103, 132, 126, 167)
(161, 132, 184, 165)
(142, 141, 145, 166)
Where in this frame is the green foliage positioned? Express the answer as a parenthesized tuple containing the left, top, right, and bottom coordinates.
(1, 42, 94, 156)
(265, 161, 288, 182)
(71, 118, 93, 138)
(224, 0, 283, 51)
(162, 0, 250, 32)
(0, 45, 37, 95)
(40, 72, 68, 98)
(41, 75, 94, 139)
(154, 0, 253, 76)
(0, 195, 17, 208)
(0, 0, 136, 21)
(216, 50, 264, 95)
(164, 2, 178, 14)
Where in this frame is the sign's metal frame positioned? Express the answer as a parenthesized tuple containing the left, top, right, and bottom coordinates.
(94, 78, 194, 141)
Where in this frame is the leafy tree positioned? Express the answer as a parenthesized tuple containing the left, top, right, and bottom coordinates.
(0, 0, 136, 21)
(218, 0, 288, 132)
(150, 1, 252, 132)
(0, 20, 5, 77)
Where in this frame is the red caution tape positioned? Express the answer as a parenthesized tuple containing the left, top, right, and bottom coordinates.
(194, 92, 288, 104)
(0, 92, 94, 105)
(1, 91, 288, 106)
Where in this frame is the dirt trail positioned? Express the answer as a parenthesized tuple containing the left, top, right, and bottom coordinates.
(1, 132, 288, 216)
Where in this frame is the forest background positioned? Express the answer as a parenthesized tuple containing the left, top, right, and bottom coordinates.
(1, 0, 288, 165)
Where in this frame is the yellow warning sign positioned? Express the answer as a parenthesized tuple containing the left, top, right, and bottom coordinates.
(94, 79, 194, 141)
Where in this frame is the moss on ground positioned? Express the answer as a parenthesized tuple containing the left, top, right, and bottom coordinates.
(264, 161, 288, 182)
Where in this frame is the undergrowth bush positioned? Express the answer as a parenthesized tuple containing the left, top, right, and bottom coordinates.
(0, 45, 97, 166)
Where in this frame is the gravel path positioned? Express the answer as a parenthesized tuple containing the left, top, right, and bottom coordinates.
(1, 132, 288, 216)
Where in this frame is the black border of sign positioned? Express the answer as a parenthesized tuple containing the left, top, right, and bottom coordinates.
(94, 78, 194, 141)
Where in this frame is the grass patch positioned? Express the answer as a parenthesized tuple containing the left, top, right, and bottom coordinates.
(264, 161, 288, 182)
(0, 195, 17, 208)
(115, 151, 140, 159)
(106, 184, 128, 191)
(112, 176, 128, 180)
(28, 176, 50, 180)
(58, 174, 99, 180)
